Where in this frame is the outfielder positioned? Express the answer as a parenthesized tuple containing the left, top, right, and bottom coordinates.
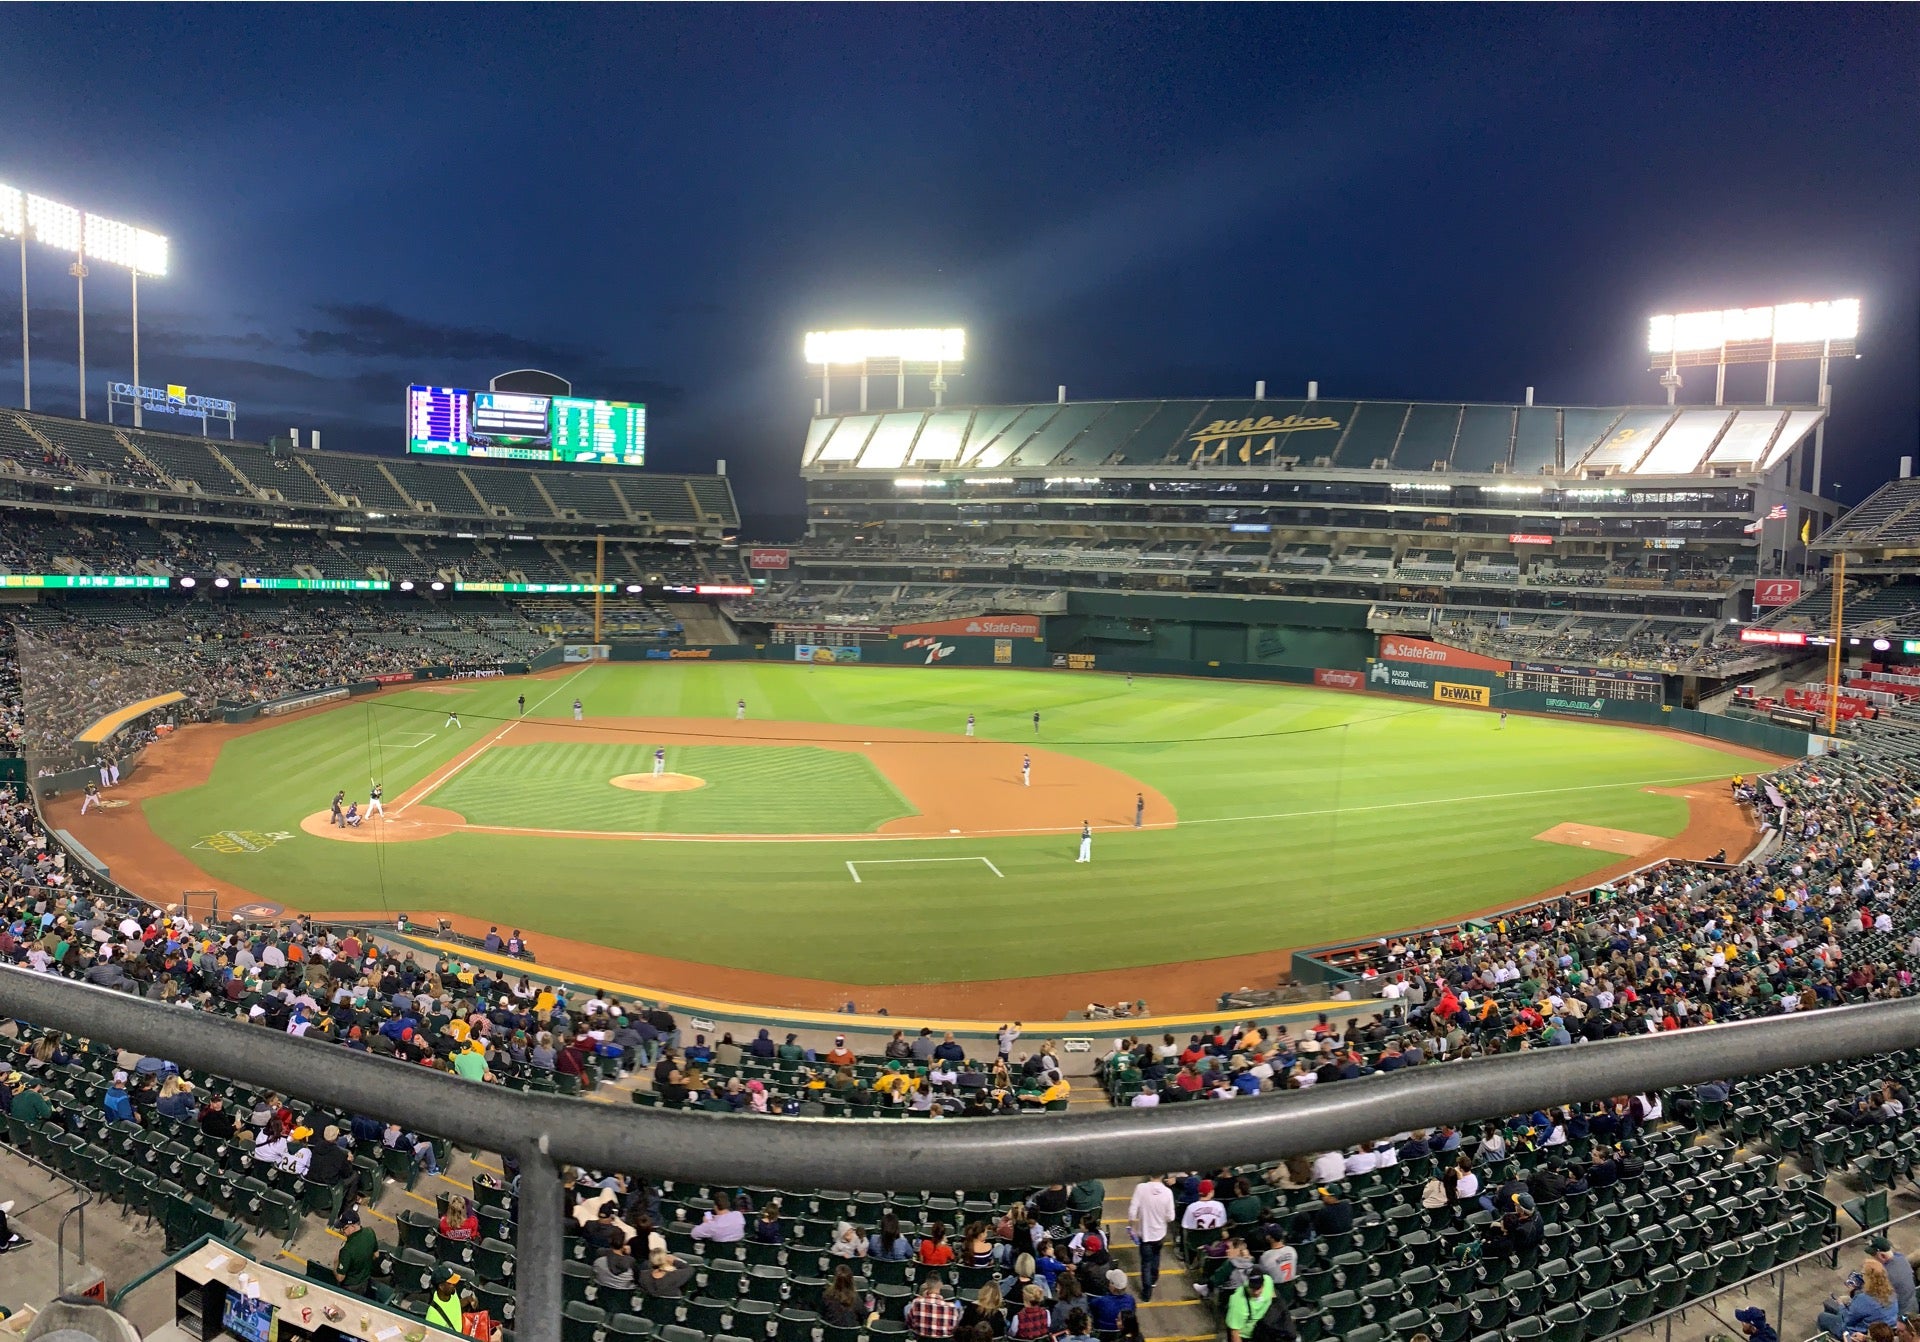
(737, 698, 747, 721)
(573, 698, 584, 721)
(1032, 711, 1041, 736)
(1076, 821, 1092, 863)
(965, 714, 975, 738)
(367, 783, 385, 819)
(1022, 754, 1031, 787)
(80, 782, 100, 815)
(653, 748, 666, 777)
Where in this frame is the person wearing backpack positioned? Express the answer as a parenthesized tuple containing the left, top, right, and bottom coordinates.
(1226, 1273, 1293, 1342)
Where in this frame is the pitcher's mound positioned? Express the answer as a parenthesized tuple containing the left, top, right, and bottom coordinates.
(611, 773, 706, 792)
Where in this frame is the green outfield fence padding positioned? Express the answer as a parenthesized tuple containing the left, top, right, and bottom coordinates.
(528, 644, 568, 670)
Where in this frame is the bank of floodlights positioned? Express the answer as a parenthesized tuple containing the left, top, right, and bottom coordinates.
(0, 183, 169, 422)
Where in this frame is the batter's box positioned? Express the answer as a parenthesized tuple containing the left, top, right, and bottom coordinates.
(845, 856, 1004, 885)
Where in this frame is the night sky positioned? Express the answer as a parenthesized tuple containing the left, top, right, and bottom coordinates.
(2, 5, 1915, 530)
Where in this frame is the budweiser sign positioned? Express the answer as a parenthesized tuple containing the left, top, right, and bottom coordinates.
(1314, 668, 1364, 690)
(1739, 628, 1807, 645)
(1753, 578, 1803, 607)
(748, 548, 790, 570)
(1508, 533, 1554, 545)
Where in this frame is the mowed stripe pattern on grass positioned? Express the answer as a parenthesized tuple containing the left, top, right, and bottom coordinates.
(428, 740, 915, 834)
(138, 663, 1760, 984)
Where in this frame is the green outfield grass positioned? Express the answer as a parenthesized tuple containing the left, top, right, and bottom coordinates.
(137, 663, 1758, 984)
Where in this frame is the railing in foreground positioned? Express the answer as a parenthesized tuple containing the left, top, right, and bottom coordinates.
(7, 969, 1920, 1342)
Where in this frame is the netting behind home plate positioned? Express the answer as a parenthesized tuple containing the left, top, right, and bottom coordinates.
(14, 624, 187, 775)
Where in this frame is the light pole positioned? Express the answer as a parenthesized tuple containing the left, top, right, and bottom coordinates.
(70, 258, 87, 419)
(0, 186, 24, 410)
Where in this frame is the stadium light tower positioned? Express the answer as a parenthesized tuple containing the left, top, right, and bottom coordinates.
(1648, 298, 1859, 496)
(4, 187, 167, 422)
(804, 328, 966, 413)
(0, 186, 26, 409)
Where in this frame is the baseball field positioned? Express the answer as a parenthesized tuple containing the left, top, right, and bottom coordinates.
(56, 660, 1773, 1011)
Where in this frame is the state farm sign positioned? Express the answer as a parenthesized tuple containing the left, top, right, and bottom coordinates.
(893, 615, 1042, 638)
(1377, 635, 1511, 674)
(1753, 578, 1803, 607)
(748, 548, 790, 570)
(1314, 669, 1364, 690)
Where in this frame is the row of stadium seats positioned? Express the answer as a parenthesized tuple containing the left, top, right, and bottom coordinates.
(2, 411, 738, 528)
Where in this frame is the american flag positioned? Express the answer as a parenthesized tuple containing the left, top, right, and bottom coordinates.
(1766, 504, 1789, 520)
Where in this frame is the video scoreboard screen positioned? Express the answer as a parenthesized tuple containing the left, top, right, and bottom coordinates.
(407, 386, 645, 465)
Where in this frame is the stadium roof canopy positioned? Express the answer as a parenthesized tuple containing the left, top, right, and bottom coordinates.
(1813, 476, 1920, 553)
(800, 397, 1825, 480)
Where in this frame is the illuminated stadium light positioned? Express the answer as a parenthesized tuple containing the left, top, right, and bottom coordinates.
(624, 583, 642, 593)
(398, 580, 415, 592)
(8, 189, 170, 421)
(804, 327, 965, 366)
(430, 580, 446, 591)
(212, 576, 230, 589)
(178, 576, 196, 589)
(1648, 299, 1859, 355)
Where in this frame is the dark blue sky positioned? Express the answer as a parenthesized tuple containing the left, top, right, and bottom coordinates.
(2, 4, 1915, 523)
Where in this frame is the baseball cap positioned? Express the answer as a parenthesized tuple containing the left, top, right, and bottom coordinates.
(1105, 1270, 1128, 1292)
(1734, 1307, 1767, 1325)
(1869, 1234, 1892, 1251)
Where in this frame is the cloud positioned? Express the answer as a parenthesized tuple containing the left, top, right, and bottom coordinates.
(294, 302, 587, 366)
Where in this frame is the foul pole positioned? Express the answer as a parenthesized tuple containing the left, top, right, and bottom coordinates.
(593, 535, 605, 647)
(1826, 551, 1847, 736)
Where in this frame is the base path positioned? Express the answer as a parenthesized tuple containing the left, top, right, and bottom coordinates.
(40, 698, 1779, 1019)
(295, 714, 1171, 843)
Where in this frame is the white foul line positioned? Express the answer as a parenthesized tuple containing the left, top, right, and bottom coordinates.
(847, 856, 1004, 882)
(397, 667, 593, 816)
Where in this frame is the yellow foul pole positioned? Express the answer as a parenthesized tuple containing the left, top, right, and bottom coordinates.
(1826, 551, 1846, 736)
(594, 535, 606, 647)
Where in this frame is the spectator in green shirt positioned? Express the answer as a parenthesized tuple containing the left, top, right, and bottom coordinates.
(452, 1044, 488, 1082)
(335, 1207, 379, 1295)
(10, 1079, 52, 1126)
(1225, 1274, 1282, 1342)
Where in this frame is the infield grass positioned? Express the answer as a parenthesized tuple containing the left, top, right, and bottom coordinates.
(139, 662, 1758, 983)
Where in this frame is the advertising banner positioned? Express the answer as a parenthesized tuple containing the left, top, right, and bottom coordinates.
(795, 644, 862, 664)
(1541, 696, 1608, 717)
(895, 614, 1043, 638)
(1753, 578, 1804, 607)
(994, 638, 1012, 664)
(644, 648, 713, 660)
(1314, 668, 1365, 690)
(1364, 660, 1436, 695)
(1377, 635, 1511, 673)
(1434, 681, 1491, 707)
(368, 672, 417, 685)
(1739, 628, 1807, 646)
(748, 548, 791, 570)
(260, 686, 351, 717)
(1052, 652, 1098, 670)
(562, 644, 611, 662)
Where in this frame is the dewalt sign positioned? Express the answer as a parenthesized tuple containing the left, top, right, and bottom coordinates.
(1434, 681, 1490, 708)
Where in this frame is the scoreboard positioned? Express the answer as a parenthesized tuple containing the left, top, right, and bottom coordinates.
(551, 396, 647, 465)
(407, 386, 645, 466)
(1507, 661, 1664, 704)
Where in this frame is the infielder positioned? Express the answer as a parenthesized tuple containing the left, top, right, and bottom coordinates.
(80, 782, 100, 815)
(965, 714, 975, 738)
(367, 783, 385, 819)
(1499, 710, 1508, 730)
(1135, 792, 1145, 828)
(737, 698, 747, 721)
(653, 748, 666, 777)
(517, 694, 526, 716)
(573, 698, 584, 721)
(1076, 821, 1092, 863)
(1022, 754, 1031, 787)
(445, 708, 462, 728)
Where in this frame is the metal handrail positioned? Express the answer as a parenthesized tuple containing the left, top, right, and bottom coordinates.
(3, 1138, 92, 1292)
(10, 969, 1920, 1342)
